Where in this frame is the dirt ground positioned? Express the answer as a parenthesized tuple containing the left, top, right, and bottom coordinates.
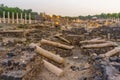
(0, 24, 94, 80)
(36, 47, 94, 80)
(0, 24, 120, 80)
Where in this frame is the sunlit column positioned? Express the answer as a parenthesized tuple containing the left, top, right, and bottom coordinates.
(16, 13, 19, 24)
(12, 12, 14, 24)
(115, 18, 117, 22)
(29, 13, 31, 24)
(25, 13, 27, 24)
(34, 15, 37, 24)
(112, 18, 114, 22)
(0, 17, 1, 23)
(3, 11, 5, 23)
(117, 18, 119, 22)
(20, 13, 23, 24)
(8, 12, 10, 23)
(35, 20, 37, 24)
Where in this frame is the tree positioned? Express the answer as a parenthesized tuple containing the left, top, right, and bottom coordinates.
(0, 4, 38, 19)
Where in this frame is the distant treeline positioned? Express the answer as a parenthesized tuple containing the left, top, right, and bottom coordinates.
(64, 13, 120, 20)
(78, 13, 120, 20)
(0, 4, 38, 19)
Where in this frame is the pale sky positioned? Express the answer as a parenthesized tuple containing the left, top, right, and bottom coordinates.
(0, 0, 120, 16)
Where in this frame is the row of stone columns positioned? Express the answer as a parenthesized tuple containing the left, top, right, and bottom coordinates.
(0, 11, 32, 24)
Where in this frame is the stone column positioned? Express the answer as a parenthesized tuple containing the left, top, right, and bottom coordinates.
(3, 11, 5, 23)
(20, 13, 23, 24)
(118, 18, 119, 22)
(0, 17, 1, 23)
(29, 13, 31, 24)
(16, 13, 19, 24)
(117, 18, 119, 22)
(115, 18, 116, 22)
(8, 12, 10, 23)
(34, 20, 37, 24)
(112, 18, 114, 22)
(25, 13, 27, 24)
(12, 12, 14, 24)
